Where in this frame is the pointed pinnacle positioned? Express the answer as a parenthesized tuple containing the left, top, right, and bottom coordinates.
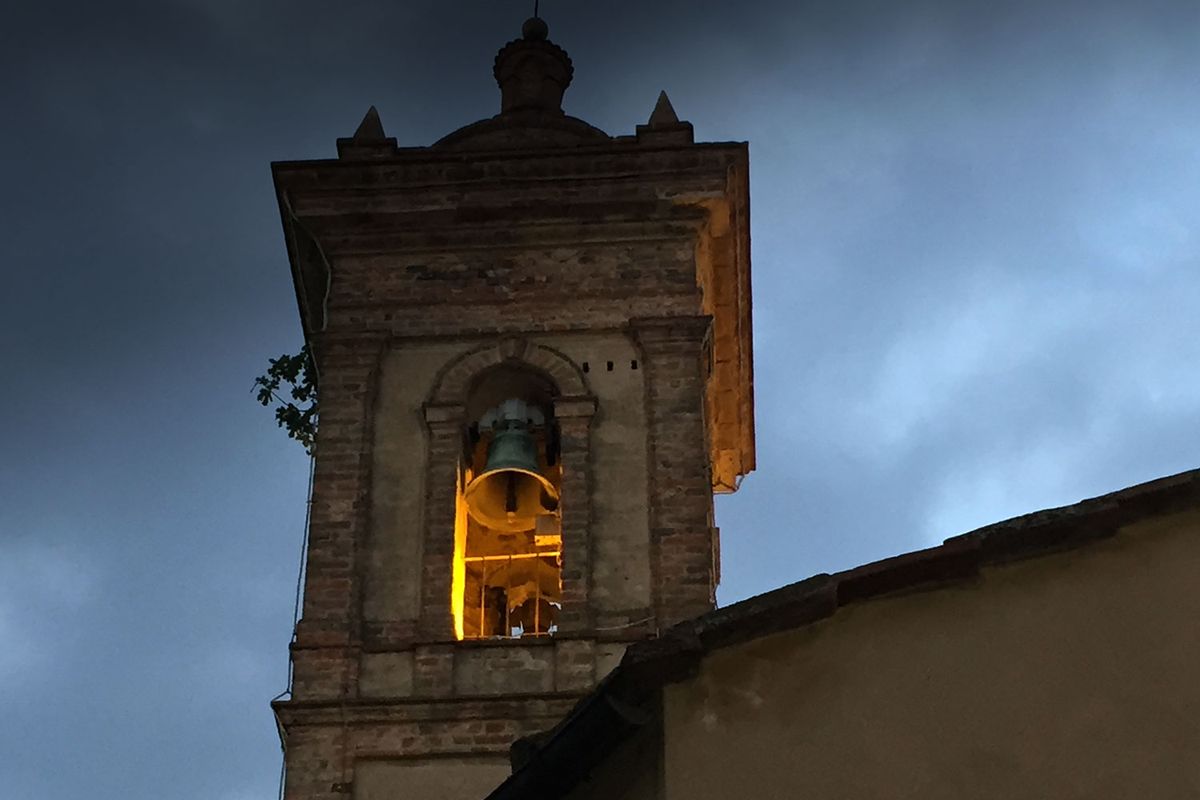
(648, 91, 679, 127)
(352, 105, 386, 140)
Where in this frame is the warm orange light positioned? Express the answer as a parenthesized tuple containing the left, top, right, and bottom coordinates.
(451, 466, 470, 641)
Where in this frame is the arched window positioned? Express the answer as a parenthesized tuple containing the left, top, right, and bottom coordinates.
(453, 367, 563, 639)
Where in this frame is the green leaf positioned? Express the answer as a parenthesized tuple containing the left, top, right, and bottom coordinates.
(253, 344, 318, 454)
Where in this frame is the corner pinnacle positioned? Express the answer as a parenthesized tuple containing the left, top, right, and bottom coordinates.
(352, 106, 386, 140)
(648, 91, 680, 127)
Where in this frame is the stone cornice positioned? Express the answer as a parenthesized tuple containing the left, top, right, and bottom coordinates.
(272, 141, 746, 193)
(273, 692, 588, 728)
(298, 215, 708, 257)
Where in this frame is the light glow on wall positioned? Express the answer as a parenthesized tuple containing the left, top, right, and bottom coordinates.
(451, 465, 470, 641)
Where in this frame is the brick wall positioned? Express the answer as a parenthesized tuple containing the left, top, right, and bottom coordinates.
(278, 695, 580, 800)
(274, 131, 748, 800)
(634, 316, 719, 625)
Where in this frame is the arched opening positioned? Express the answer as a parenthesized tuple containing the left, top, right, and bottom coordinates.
(453, 366, 563, 640)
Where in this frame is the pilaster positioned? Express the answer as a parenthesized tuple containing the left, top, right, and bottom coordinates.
(553, 396, 597, 634)
(417, 404, 465, 643)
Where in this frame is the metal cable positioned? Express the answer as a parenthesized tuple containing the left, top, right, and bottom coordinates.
(274, 453, 316, 800)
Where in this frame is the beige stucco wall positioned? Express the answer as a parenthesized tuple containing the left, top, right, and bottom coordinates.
(646, 510, 1200, 800)
(548, 333, 652, 620)
(367, 341, 467, 622)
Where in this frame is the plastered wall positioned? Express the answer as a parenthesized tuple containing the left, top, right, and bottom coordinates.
(657, 510, 1200, 799)
(551, 333, 652, 622)
(367, 342, 466, 622)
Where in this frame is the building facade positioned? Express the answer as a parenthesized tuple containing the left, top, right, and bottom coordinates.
(486, 470, 1200, 800)
(270, 18, 752, 800)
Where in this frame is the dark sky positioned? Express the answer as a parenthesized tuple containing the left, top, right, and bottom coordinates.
(2, 1, 1198, 798)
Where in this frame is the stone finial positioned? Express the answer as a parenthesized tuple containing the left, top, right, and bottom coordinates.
(635, 90, 693, 144)
(493, 18, 574, 114)
(352, 105, 386, 140)
(336, 104, 397, 159)
(648, 91, 680, 127)
(522, 16, 549, 41)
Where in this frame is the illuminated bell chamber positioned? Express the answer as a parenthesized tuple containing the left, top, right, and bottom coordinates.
(465, 420, 559, 533)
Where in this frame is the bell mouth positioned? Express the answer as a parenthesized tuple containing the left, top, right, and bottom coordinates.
(464, 467, 560, 532)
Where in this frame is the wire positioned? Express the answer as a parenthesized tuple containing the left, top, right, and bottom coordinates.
(292, 455, 316, 658)
(593, 616, 655, 632)
(273, 453, 316, 800)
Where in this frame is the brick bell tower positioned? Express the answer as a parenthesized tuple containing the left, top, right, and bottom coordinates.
(270, 16, 752, 800)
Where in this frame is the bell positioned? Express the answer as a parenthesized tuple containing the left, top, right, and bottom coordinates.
(465, 422, 559, 532)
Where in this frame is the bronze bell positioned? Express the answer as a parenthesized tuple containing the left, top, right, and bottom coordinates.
(465, 420, 558, 532)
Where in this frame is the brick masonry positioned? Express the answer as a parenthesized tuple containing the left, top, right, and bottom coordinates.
(269, 25, 752, 800)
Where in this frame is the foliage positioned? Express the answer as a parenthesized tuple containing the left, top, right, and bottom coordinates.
(254, 345, 318, 454)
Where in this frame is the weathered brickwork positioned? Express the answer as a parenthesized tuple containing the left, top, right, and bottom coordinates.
(270, 19, 751, 800)
(454, 644, 556, 695)
(634, 317, 720, 625)
(416, 420, 460, 644)
(555, 411, 595, 634)
(279, 696, 580, 799)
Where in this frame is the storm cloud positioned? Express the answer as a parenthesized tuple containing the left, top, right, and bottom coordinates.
(2, 1, 1197, 797)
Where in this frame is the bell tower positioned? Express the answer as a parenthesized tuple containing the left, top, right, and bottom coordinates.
(270, 17, 752, 800)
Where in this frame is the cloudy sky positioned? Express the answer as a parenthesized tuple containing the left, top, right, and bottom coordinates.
(2, 0, 1198, 797)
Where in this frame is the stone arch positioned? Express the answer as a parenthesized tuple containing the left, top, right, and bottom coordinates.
(427, 337, 589, 407)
